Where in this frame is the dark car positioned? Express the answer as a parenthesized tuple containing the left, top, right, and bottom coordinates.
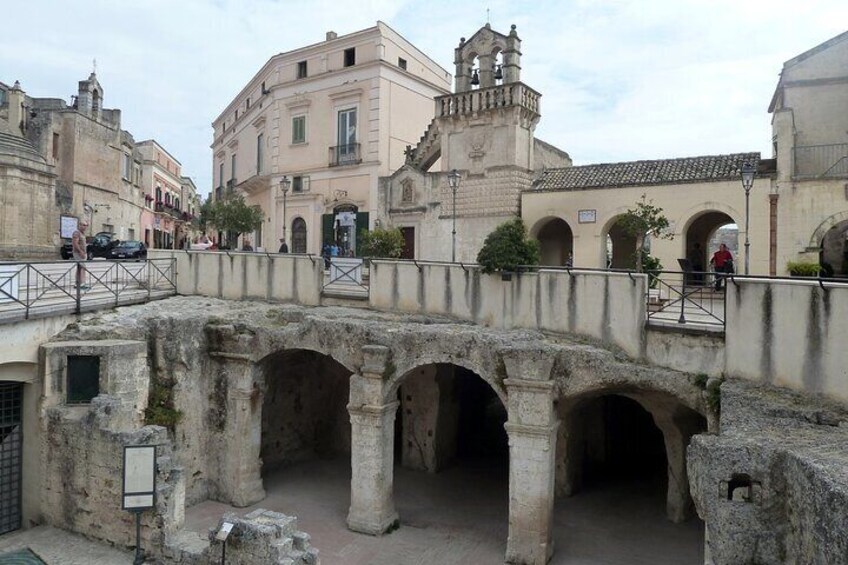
(109, 240, 147, 261)
(87, 232, 119, 259)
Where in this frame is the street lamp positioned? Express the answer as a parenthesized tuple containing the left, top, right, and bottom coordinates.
(447, 169, 461, 262)
(280, 176, 291, 243)
(740, 162, 756, 275)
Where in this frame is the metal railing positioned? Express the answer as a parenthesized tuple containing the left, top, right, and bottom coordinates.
(329, 143, 361, 167)
(645, 270, 726, 329)
(321, 257, 369, 300)
(0, 258, 176, 324)
(794, 143, 848, 179)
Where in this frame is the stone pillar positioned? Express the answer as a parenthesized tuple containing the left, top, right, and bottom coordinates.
(655, 414, 693, 523)
(216, 353, 265, 507)
(347, 345, 399, 535)
(503, 25, 522, 84)
(454, 40, 471, 93)
(503, 349, 558, 565)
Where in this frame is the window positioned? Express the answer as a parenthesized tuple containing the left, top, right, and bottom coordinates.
(256, 133, 264, 174)
(246, 97, 251, 109)
(297, 61, 308, 79)
(235, 109, 239, 120)
(335, 108, 357, 165)
(222, 121, 226, 135)
(344, 47, 356, 67)
(292, 115, 306, 144)
(122, 153, 132, 180)
(398, 57, 407, 70)
(261, 81, 266, 93)
(128, 228, 135, 240)
(218, 162, 224, 188)
(292, 175, 309, 193)
(231, 154, 237, 181)
(67, 355, 100, 404)
(52, 133, 60, 159)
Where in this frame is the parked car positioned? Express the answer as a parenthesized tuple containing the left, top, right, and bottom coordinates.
(109, 240, 147, 261)
(87, 232, 119, 259)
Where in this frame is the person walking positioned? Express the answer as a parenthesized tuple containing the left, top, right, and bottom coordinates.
(709, 243, 734, 290)
(278, 238, 289, 253)
(72, 220, 90, 290)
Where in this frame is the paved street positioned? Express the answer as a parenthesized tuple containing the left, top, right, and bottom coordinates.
(186, 458, 704, 565)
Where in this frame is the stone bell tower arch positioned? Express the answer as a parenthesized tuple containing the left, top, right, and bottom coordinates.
(384, 23, 553, 263)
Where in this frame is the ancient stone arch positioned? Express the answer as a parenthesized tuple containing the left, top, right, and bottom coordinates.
(808, 209, 848, 249)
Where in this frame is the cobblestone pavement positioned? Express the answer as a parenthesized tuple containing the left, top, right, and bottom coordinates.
(0, 526, 135, 564)
(186, 458, 704, 565)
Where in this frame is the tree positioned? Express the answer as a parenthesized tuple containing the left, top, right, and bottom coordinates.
(206, 192, 264, 247)
(476, 218, 540, 274)
(358, 226, 404, 258)
(617, 194, 673, 273)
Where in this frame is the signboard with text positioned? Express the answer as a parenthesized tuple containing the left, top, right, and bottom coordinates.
(122, 445, 156, 510)
(578, 209, 597, 224)
(60, 215, 79, 238)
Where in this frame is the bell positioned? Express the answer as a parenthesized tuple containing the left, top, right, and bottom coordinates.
(471, 69, 480, 86)
(494, 64, 503, 80)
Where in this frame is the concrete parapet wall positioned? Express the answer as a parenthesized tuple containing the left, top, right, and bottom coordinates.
(725, 278, 848, 403)
(149, 250, 323, 306)
(368, 261, 647, 358)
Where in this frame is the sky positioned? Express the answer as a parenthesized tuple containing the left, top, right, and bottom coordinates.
(3, 0, 846, 196)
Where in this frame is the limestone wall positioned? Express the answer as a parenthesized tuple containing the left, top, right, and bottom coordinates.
(149, 249, 323, 305)
(369, 261, 647, 358)
(725, 278, 848, 403)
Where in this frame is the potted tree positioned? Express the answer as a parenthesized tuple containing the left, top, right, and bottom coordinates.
(476, 218, 540, 280)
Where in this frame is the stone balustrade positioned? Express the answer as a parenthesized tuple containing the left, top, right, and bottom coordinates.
(435, 82, 540, 118)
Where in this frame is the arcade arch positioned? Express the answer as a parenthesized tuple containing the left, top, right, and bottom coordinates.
(258, 349, 352, 477)
(557, 389, 707, 524)
(605, 215, 639, 269)
(532, 217, 574, 266)
(684, 211, 737, 278)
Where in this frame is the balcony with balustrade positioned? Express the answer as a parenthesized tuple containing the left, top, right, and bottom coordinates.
(435, 82, 540, 119)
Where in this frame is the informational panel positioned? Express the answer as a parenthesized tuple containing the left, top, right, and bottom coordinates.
(122, 445, 156, 510)
(578, 209, 597, 224)
(60, 215, 79, 238)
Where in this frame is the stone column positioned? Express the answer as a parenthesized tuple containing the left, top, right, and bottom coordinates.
(215, 353, 265, 507)
(503, 349, 558, 565)
(347, 345, 399, 535)
(655, 414, 695, 523)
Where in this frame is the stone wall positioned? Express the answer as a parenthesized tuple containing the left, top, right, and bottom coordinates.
(259, 350, 351, 472)
(688, 379, 848, 564)
(149, 249, 324, 306)
(368, 261, 647, 358)
(725, 278, 848, 403)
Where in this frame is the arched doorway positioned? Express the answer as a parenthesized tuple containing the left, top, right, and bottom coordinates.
(606, 216, 638, 269)
(258, 349, 352, 506)
(685, 211, 737, 281)
(393, 364, 508, 548)
(291, 217, 307, 254)
(820, 220, 848, 276)
(535, 218, 574, 266)
(555, 392, 706, 561)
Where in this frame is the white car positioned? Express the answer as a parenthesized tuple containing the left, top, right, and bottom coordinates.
(190, 242, 214, 251)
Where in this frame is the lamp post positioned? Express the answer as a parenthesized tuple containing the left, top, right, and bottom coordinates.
(448, 169, 461, 262)
(279, 176, 291, 243)
(740, 162, 756, 275)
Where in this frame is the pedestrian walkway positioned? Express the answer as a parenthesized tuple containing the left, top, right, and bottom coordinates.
(0, 526, 133, 565)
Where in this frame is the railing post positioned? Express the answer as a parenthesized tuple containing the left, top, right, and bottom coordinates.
(25, 264, 31, 320)
(75, 262, 82, 315)
(678, 274, 686, 324)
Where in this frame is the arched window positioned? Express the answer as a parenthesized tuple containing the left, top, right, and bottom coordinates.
(292, 217, 307, 254)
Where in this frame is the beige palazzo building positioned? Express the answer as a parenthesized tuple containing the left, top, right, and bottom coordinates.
(211, 22, 452, 253)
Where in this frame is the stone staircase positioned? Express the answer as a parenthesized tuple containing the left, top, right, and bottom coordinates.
(406, 120, 441, 171)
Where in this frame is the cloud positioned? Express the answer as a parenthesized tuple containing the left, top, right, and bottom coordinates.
(2, 0, 847, 192)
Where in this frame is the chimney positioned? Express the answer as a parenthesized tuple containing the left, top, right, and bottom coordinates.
(326, 31, 337, 41)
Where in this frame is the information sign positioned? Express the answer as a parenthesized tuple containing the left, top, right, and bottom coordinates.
(122, 445, 156, 510)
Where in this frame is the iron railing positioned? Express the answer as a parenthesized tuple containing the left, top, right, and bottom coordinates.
(0, 258, 176, 324)
(793, 143, 848, 179)
(329, 143, 361, 167)
(322, 257, 369, 300)
(645, 270, 726, 328)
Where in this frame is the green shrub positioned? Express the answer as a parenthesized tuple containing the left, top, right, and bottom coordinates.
(476, 218, 540, 274)
(639, 252, 663, 288)
(145, 374, 183, 431)
(358, 227, 404, 258)
(786, 261, 821, 277)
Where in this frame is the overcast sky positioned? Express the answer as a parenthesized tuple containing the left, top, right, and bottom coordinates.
(3, 0, 846, 195)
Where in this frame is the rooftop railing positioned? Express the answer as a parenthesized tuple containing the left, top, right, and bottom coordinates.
(793, 143, 848, 179)
(435, 82, 540, 119)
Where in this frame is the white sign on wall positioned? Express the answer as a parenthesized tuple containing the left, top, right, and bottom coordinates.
(60, 215, 79, 238)
(122, 445, 156, 510)
(578, 209, 597, 224)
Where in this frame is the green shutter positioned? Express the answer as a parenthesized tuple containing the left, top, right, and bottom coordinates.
(322, 214, 335, 248)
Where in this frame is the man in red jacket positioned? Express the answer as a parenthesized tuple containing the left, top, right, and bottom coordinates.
(709, 243, 734, 290)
